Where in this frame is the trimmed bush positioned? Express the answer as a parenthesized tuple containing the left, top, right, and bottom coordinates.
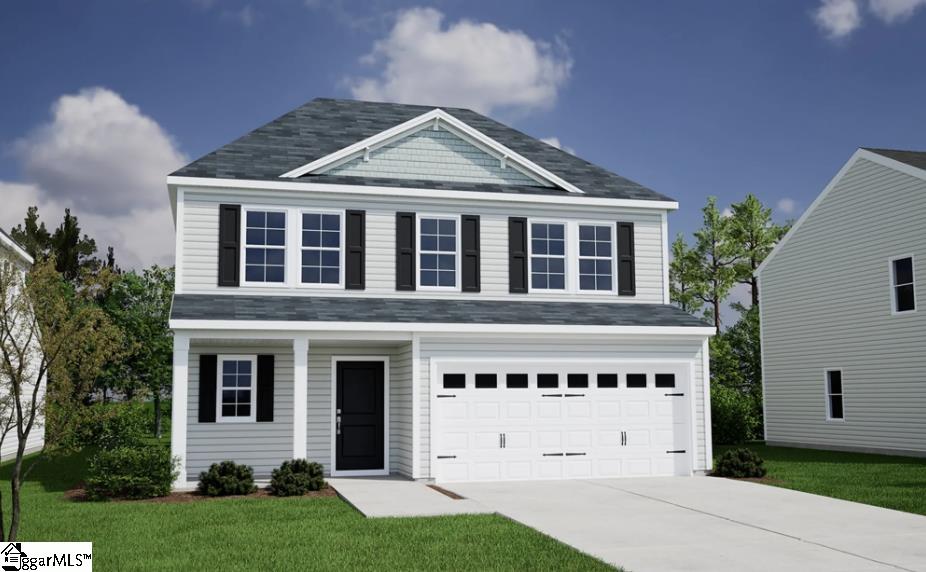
(197, 461, 257, 496)
(714, 448, 767, 479)
(269, 459, 325, 496)
(85, 445, 177, 500)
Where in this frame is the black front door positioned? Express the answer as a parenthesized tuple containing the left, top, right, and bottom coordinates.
(336, 361, 385, 471)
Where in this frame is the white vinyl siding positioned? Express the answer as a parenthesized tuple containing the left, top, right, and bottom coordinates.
(177, 189, 667, 303)
(761, 158, 926, 456)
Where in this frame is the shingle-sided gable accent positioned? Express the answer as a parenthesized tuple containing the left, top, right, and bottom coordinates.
(323, 125, 546, 187)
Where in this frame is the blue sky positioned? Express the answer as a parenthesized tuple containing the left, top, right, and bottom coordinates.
(1, 0, 925, 269)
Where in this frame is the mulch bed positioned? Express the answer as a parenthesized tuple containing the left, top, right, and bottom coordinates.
(65, 483, 337, 503)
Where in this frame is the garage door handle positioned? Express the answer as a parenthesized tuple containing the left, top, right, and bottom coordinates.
(542, 394, 563, 397)
(664, 393, 684, 397)
(666, 450, 686, 454)
(543, 453, 564, 457)
(564, 393, 585, 397)
(437, 455, 457, 459)
(437, 394, 457, 398)
(621, 431, 626, 446)
(565, 452, 586, 456)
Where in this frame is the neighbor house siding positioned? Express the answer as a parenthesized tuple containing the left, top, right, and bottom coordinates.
(177, 188, 667, 303)
(416, 335, 707, 478)
(760, 158, 926, 455)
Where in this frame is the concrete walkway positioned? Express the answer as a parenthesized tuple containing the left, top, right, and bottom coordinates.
(448, 477, 926, 572)
(328, 476, 491, 518)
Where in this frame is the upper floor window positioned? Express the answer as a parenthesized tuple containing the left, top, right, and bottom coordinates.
(244, 210, 286, 284)
(891, 256, 915, 314)
(825, 369, 843, 421)
(219, 356, 256, 422)
(418, 216, 458, 289)
(301, 212, 342, 285)
(530, 222, 566, 290)
(578, 224, 614, 292)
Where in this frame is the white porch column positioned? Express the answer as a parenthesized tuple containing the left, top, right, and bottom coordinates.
(171, 334, 190, 487)
(292, 336, 309, 460)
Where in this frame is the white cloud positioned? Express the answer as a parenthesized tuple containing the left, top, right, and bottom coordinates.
(721, 207, 734, 219)
(539, 137, 575, 155)
(777, 198, 798, 215)
(348, 7, 572, 115)
(814, 0, 862, 38)
(3, 88, 185, 269)
(224, 5, 254, 27)
(869, 0, 926, 22)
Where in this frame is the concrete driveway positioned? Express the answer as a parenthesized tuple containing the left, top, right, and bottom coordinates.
(447, 477, 926, 572)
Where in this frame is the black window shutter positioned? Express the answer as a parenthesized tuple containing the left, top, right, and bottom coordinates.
(218, 204, 241, 287)
(461, 215, 481, 292)
(617, 222, 636, 296)
(396, 212, 416, 291)
(345, 210, 366, 290)
(198, 354, 217, 423)
(508, 217, 528, 293)
(256, 355, 274, 422)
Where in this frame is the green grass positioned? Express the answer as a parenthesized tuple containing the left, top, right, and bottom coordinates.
(3, 452, 614, 571)
(715, 443, 926, 515)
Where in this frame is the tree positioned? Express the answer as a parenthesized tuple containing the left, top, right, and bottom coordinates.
(669, 234, 703, 315)
(0, 258, 122, 540)
(692, 197, 740, 334)
(728, 194, 789, 307)
(99, 267, 174, 436)
(9, 207, 106, 284)
(8, 207, 50, 261)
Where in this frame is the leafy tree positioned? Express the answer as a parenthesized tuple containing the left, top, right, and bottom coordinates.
(0, 258, 123, 540)
(728, 194, 789, 307)
(99, 267, 174, 437)
(692, 197, 740, 334)
(669, 234, 703, 315)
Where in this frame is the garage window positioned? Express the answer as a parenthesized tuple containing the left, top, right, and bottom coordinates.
(826, 370, 844, 420)
(443, 374, 465, 389)
(626, 373, 647, 388)
(475, 374, 497, 389)
(655, 374, 676, 388)
(567, 374, 589, 388)
(537, 373, 559, 388)
(597, 374, 618, 388)
(506, 374, 528, 388)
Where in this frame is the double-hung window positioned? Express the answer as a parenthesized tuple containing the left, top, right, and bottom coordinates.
(419, 216, 458, 288)
(891, 256, 916, 313)
(244, 210, 286, 283)
(301, 212, 342, 285)
(530, 222, 566, 290)
(578, 224, 614, 291)
(825, 370, 844, 421)
(219, 356, 256, 422)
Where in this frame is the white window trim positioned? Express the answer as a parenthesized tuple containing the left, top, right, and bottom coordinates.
(824, 368, 845, 422)
(241, 207, 289, 288)
(528, 219, 569, 293)
(575, 221, 618, 295)
(297, 208, 345, 289)
(217, 355, 257, 423)
(889, 254, 916, 315)
(416, 213, 462, 292)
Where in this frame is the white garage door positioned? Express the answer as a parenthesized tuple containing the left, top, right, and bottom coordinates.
(432, 360, 692, 483)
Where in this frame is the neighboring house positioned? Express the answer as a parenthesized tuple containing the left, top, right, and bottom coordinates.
(166, 98, 714, 488)
(0, 229, 44, 460)
(758, 148, 926, 458)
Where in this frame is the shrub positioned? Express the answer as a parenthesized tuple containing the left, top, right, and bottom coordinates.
(85, 445, 177, 500)
(711, 384, 759, 445)
(714, 448, 767, 479)
(64, 403, 149, 451)
(197, 461, 257, 496)
(269, 459, 325, 496)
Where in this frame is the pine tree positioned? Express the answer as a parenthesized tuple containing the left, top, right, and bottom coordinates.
(728, 194, 789, 308)
(692, 197, 740, 334)
(669, 234, 703, 315)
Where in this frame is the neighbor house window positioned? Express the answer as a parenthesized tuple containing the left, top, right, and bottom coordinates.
(219, 356, 256, 422)
(301, 212, 342, 285)
(419, 217, 458, 288)
(891, 256, 915, 313)
(244, 210, 286, 283)
(578, 224, 614, 291)
(530, 222, 566, 290)
(826, 370, 844, 420)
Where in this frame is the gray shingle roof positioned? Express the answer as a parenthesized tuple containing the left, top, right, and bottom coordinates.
(170, 294, 708, 328)
(171, 98, 673, 202)
(864, 148, 926, 172)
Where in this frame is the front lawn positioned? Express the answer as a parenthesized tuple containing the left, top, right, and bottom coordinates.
(3, 453, 613, 571)
(715, 443, 926, 516)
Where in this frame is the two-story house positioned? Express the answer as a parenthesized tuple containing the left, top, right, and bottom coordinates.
(758, 148, 926, 458)
(167, 98, 714, 489)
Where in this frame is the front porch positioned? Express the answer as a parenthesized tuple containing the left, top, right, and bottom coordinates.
(171, 331, 419, 489)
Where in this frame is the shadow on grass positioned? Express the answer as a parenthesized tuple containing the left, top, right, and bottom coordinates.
(717, 443, 926, 468)
(0, 450, 89, 493)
